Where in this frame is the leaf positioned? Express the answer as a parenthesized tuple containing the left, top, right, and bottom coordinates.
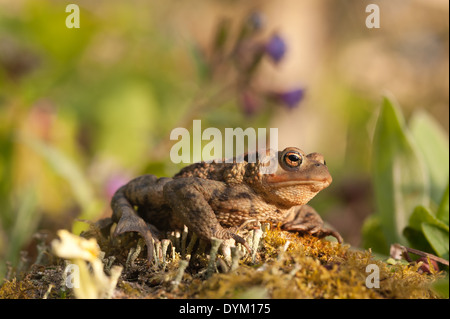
(361, 215, 389, 254)
(408, 205, 449, 233)
(371, 96, 429, 247)
(403, 227, 434, 254)
(4, 186, 39, 268)
(405, 205, 449, 260)
(437, 183, 449, 226)
(421, 223, 449, 260)
(432, 276, 449, 299)
(410, 111, 449, 205)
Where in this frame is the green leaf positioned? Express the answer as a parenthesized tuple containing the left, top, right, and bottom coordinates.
(361, 215, 389, 254)
(437, 183, 449, 226)
(408, 205, 449, 233)
(432, 276, 449, 299)
(405, 205, 449, 259)
(403, 226, 434, 253)
(371, 96, 429, 247)
(7, 186, 39, 267)
(410, 111, 449, 205)
(421, 223, 449, 260)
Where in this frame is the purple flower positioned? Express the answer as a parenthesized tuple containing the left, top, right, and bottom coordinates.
(278, 88, 305, 109)
(265, 34, 287, 63)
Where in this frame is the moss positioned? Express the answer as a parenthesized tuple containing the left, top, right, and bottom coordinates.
(2, 225, 444, 299)
(0, 277, 39, 299)
(181, 229, 442, 299)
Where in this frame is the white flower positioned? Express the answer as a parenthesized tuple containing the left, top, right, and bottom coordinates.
(51, 229, 122, 299)
(52, 229, 100, 262)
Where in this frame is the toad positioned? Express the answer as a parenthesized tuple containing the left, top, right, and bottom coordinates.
(111, 147, 342, 262)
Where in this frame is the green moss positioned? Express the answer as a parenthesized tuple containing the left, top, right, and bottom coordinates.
(181, 229, 442, 299)
(2, 226, 444, 299)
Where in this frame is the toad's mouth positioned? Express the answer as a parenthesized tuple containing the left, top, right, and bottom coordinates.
(268, 179, 331, 188)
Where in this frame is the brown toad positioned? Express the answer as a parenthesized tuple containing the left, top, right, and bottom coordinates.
(111, 147, 342, 261)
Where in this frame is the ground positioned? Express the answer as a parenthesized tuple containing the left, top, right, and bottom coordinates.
(0, 223, 444, 299)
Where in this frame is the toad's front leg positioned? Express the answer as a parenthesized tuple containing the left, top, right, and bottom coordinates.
(163, 177, 249, 250)
(281, 205, 343, 243)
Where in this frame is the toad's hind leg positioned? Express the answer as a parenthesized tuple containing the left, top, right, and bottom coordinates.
(163, 178, 250, 252)
(111, 175, 172, 263)
(281, 205, 343, 243)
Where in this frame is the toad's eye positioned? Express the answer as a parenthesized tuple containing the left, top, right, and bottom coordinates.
(281, 150, 303, 170)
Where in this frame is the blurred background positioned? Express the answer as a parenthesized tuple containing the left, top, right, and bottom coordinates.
(0, 0, 448, 279)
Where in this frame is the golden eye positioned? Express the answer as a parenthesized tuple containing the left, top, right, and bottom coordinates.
(281, 150, 303, 170)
